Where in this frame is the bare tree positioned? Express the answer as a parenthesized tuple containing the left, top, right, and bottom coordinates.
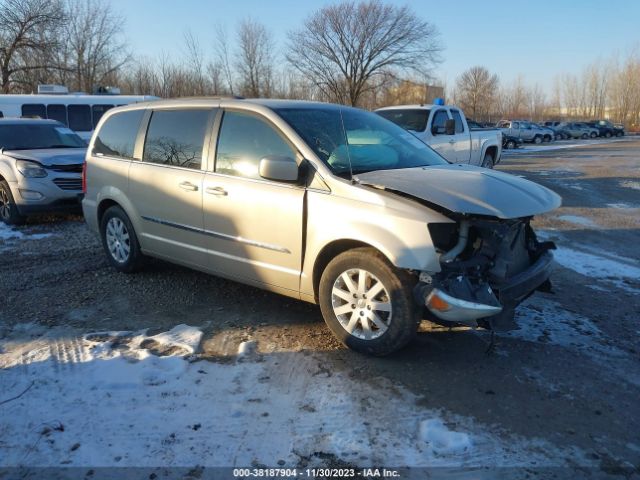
(214, 25, 234, 95)
(454, 66, 499, 121)
(183, 29, 206, 95)
(286, 0, 442, 106)
(63, 0, 129, 92)
(235, 18, 274, 97)
(0, 0, 64, 92)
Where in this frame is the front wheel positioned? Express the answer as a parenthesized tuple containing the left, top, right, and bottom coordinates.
(0, 180, 26, 226)
(590, 132, 597, 138)
(100, 205, 144, 273)
(506, 140, 516, 149)
(582, 133, 589, 139)
(319, 248, 420, 356)
(605, 132, 612, 138)
(533, 136, 542, 144)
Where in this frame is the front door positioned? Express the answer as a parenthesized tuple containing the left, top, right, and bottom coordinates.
(203, 110, 305, 292)
(128, 108, 215, 268)
(449, 109, 470, 163)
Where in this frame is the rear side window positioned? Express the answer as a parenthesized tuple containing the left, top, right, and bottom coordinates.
(47, 104, 67, 126)
(92, 105, 114, 128)
(22, 104, 46, 118)
(68, 104, 92, 131)
(93, 110, 145, 159)
(450, 110, 465, 133)
(143, 109, 212, 170)
(216, 111, 296, 180)
(376, 109, 429, 132)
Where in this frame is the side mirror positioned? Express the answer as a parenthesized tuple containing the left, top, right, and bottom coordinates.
(445, 119, 455, 135)
(259, 155, 299, 183)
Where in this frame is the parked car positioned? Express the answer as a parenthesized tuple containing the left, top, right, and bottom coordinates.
(503, 134, 524, 149)
(497, 120, 549, 144)
(532, 123, 556, 142)
(375, 104, 502, 168)
(590, 120, 625, 137)
(83, 98, 561, 356)
(0, 118, 86, 225)
(575, 122, 600, 138)
(557, 122, 593, 139)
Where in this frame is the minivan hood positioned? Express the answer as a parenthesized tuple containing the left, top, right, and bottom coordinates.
(4, 148, 86, 166)
(356, 165, 561, 219)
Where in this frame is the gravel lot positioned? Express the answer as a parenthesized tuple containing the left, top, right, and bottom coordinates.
(1, 137, 639, 478)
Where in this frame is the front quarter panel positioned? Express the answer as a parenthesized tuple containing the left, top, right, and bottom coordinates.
(300, 186, 454, 298)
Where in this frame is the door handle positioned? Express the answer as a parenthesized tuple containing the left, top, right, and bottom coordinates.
(206, 186, 228, 196)
(179, 181, 198, 191)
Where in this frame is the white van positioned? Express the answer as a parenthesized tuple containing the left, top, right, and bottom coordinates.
(0, 86, 157, 141)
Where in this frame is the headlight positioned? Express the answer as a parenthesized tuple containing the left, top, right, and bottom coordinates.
(16, 160, 47, 178)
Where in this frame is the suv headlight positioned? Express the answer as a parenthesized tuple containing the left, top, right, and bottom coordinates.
(16, 160, 47, 178)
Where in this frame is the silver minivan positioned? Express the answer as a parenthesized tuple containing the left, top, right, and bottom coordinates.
(83, 98, 561, 355)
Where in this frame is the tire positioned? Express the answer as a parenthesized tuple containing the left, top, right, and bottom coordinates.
(506, 140, 516, 149)
(543, 135, 551, 143)
(590, 132, 597, 138)
(0, 180, 26, 226)
(533, 136, 542, 144)
(582, 133, 588, 139)
(100, 205, 144, 273)
(318, 247, 420, 356)
(605, 132, 612, 138)
(481, 152, 494, 168)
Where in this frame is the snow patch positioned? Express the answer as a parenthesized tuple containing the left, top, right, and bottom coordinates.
(557, 215, 597, 227)
(0, 324, 590, 469)
(607, 203, 637, 209)
(419, 419, 472, 455)
(0, 223, 53, 244)
(620, 180, 640, 191)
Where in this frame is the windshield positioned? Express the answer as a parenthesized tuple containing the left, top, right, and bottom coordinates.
(0, 124, 86, 150)
(275, 106, 447, 176)
(376, 109, 430, 132)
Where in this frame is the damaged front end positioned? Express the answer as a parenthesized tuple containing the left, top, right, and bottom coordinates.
(415, 217, 556, 331)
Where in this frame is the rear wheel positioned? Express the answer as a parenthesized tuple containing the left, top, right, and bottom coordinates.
(582, 133, 589, 139)
(100, 205, 144, 273)
(319, 248, 420, 356)
(0, 180, 26, 226)
(481, 152, 494, 168)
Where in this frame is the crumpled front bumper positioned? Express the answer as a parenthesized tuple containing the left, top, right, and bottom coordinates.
(415, 251, 555, 328)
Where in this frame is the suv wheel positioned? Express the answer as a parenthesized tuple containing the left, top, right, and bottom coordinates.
(533, 135, 542, 144)
(319, 247, 420, 356)
(590, 132, 597, 138)
(582, 133, 589, 139)
(100, 205, 144, 273)
(605, 131, 612, 138)
(0, 180, 26, 226)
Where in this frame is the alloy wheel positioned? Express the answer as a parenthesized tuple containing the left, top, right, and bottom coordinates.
(0, 187, 10, 221)
(105, 217, 131, 263)
(331, 268, 392, 340)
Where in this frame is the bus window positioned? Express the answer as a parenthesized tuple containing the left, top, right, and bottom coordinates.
(68, 104, 92, 131)
(22, 104, 46, 118)
(47, 104, 68, 126)
(92, 104, 114, 128)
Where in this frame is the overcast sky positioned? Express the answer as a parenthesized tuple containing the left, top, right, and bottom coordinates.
(110, 0, 640, 93)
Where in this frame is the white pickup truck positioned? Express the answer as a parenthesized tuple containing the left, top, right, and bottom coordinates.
(376, 104, 502, 168)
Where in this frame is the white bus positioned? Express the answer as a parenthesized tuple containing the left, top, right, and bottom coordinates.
(0, 86, 158, 141)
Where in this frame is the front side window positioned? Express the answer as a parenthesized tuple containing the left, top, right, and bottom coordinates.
(215, 111, 296, 179)
(143, 109, 211, 170)
(431, 110, 449, 134)
(68, 104, 92, 131)
(275, 106, 447, 177)
(376, 109, 430, 132)
(22, 104, 46, 119)
(47, 104, 67, 126)
(0, 124, 85, 150)
(450, 110, 465, 133)
(93, 110, 145, 159)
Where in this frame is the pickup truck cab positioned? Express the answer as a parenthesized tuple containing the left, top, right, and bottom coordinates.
(376, 105, 502, 168)
(497, 120, 551, 144)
